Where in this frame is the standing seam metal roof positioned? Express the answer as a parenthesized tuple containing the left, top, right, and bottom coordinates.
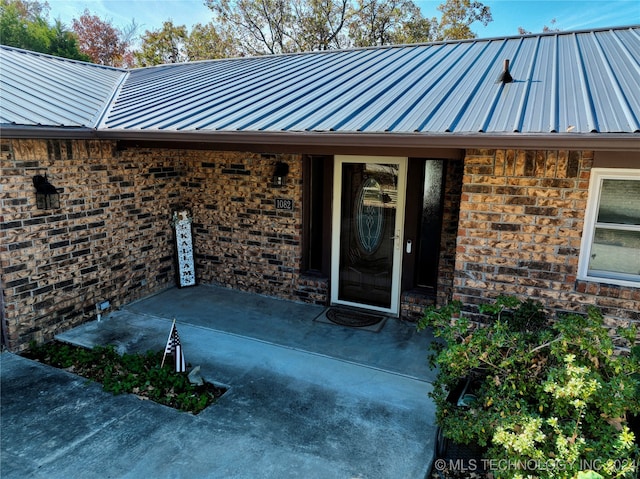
(1, 26, 640, 137)
(0, 47, 127, 128)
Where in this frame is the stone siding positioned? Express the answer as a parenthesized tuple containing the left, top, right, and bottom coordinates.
(453, 149, 640, 330)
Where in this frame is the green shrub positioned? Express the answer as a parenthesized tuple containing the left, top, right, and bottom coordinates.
(25, 342, 225, 414)
(418, 297, 640, 479)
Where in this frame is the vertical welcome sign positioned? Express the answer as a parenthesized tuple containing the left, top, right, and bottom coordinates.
(172, 208, 196, 288)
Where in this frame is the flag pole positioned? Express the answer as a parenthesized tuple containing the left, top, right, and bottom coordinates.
(161, 318, 176, 368)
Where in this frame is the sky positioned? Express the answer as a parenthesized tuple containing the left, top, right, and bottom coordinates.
(46, 0, 640, 40)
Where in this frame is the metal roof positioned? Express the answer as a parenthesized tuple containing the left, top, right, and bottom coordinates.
(0, 46, 127, 129)
(1, 26, 640, 147)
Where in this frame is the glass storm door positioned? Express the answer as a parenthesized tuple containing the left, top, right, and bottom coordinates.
(331, 156, 407, 315)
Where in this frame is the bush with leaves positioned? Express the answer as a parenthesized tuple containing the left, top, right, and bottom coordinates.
(418, 297, 640, 479)
(25, 341, 225, 414)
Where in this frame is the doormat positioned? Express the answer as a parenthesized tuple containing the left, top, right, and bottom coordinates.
(314, 308, 387, 332)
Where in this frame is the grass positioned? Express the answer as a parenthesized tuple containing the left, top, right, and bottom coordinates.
(23, 341, 226, 414)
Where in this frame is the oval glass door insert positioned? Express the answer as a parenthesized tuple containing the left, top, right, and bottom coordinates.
(355, 177, 384, 253)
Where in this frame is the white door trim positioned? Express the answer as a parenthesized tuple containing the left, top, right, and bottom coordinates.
(330, 155, 407, 316)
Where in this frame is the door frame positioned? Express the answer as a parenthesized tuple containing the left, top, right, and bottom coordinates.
(330, 155, 408, 316)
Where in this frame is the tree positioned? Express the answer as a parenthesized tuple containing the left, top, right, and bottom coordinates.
(206, 0, 295, 55)
(135, 21, 189, 66)
(0, 0, 89, 61)
(290, 0, 350, 50)
(205, 0, 489, 56)
(185, 22, 239, 61)
(135, 20, 235, 65)
(1, 0, 48, 52)
(348, 0, 436, 47)
(518, 18, 560, 35)
(72, 9, 135, 67)
(49, 19, 88, 59)
(392, 6, 439, 45)
(435, 0, 492, 40)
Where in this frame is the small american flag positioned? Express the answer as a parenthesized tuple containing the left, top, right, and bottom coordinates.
(161, 319, 186, 373)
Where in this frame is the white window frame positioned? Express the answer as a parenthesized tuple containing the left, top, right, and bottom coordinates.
(578, 168, 640, 288)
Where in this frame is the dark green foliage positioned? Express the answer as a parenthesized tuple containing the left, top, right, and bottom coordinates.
(418, 297, 640, 479)
(479, 296, 549, 333)
(25, 341, 225, 414)
(1, 0, 90, 61)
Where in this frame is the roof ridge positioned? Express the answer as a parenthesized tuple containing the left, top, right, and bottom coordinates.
(93, 71, 131, 130)
(0, 44, 128, 73)
(129, 24, 640, 71)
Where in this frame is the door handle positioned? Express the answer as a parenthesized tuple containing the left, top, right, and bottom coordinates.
(391, 230, 401, 250)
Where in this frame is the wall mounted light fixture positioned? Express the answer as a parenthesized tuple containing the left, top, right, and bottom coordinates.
(33, 174, 60, 210)
(272, 161, 289, 188)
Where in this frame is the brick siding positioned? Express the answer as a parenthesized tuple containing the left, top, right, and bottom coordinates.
(3, 140, 636, 350)
(453, 149, 639, 333)
(1, 140, 182, 349)
(184, 151, 308, 299)
(437, 159, 464, 306)
(1, 141, 316, 350)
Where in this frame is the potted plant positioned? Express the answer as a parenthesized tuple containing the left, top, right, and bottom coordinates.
(419, 296, 640, 479)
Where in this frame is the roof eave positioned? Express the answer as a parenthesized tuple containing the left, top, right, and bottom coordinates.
(0, 125, 97, 139)
(1, 127, 639, 152)
(91, 130, 640, 152)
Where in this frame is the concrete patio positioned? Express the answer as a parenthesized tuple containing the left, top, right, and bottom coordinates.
(1, 284, 437, 478)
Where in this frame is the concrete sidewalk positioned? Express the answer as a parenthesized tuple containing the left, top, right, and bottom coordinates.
(1, 286, 436, 478)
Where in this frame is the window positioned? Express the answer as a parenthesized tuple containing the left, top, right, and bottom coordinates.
(578, 169, 640, 287)
(401, 158, 446, 294)
(416, 160, 445, 289)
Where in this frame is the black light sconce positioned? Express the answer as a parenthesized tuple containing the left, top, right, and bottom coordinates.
(272, 161, 289, 188)
(33, 174, 60, 210)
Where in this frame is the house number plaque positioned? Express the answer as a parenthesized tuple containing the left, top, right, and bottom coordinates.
(275, 198, 293, 210)
(172, 209, 196, 288)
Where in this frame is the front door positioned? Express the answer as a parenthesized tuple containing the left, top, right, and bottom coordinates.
(331, 156, 407, 315)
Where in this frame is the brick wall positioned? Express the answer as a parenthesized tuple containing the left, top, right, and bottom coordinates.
(1, 140, 313, 350)
(1, 139, 183, 350)
(183, 151, 308, 300)
(438, 159, 464, 306)
(8, 141, 632, 350)
(453, 149, 640, 331)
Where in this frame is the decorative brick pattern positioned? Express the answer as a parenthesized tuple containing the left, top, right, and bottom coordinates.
(453, 149, 639, 334)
